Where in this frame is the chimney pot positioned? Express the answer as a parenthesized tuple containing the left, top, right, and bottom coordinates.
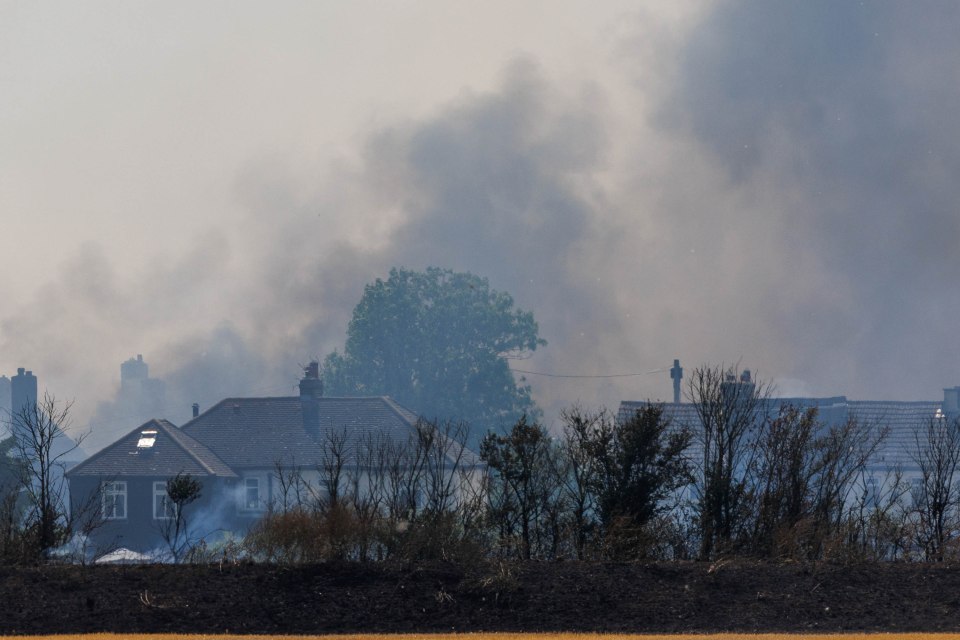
(192, 402, 200, 418)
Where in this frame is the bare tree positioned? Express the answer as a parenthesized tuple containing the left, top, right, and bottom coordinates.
(909, 415, 960, 561)
(687, 365, 771, 559)
(808, 414, 887, 558)
(318, 428, 349, 510)
(10, 392, 87, 559)
(418, 418, 470, 516)
(347, 433, 388, 560)
(272, 458, 309, 513)
(843, 467, 910, 561)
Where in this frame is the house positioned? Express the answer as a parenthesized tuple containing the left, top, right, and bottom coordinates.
(67, 362, 467, 553)
(619, 365, 958, 482)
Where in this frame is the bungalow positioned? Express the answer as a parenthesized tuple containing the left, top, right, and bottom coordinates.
(619, 366, 960, 482)
(66, 363, 459, 553)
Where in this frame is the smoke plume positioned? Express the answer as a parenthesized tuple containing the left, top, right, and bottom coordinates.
(3, 2, 959, 451)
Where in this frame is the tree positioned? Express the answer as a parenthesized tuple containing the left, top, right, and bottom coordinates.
(590, 404, 692, 558)
(481, 415, 556, 559)
(324, 267, 545, 441)
(158, 472, 202, 562)
(751, 404, 821, 556)
(556, 404, 691, 559)
(10, 393, 87, 559)
(556, 406, 607, 559)
(909, 415, 960, 561)
(687, 365, 771, 559)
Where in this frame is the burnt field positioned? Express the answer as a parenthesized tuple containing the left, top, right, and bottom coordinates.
(1, 560, 959, 635)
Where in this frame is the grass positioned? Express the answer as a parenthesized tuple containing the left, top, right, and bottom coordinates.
(5, 634, 960, 639)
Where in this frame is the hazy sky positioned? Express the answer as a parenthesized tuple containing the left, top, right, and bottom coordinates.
(3, 1, 959, 448)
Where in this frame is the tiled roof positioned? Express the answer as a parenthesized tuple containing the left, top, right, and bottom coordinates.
(619, 397, 943, 473)
(67, 419, 236, 478)
(180, 396, 465, 469)
(848, 400, 941, 470)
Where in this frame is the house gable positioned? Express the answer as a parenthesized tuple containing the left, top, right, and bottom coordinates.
(66, 418, 236, 479)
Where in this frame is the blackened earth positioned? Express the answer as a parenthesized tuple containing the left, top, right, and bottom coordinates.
(1, 560, 959, 635)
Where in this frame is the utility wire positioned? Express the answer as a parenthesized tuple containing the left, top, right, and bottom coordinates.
(510, 367, 667, 379)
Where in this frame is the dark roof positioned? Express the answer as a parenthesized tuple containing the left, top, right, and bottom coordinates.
(67, 419, 236, 478)
(180, 396, 441, 469)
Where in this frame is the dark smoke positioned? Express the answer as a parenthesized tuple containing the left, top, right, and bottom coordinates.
(5, 3, 960, 453)
(661, 0, 960, 398)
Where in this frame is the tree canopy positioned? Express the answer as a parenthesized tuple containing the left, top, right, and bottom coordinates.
(323, 267, 545, 440)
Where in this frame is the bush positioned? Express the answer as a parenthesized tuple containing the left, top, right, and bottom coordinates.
(393, 511, 486, 566)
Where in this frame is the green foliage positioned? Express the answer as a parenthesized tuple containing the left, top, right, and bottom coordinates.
(591, 404, 692, 535)
(166, 472, 202, 509)
(481, 415, 555, 559)
(161, 472, 203, 562)
(324, 267, 545, 439)
(559, 404, 692, 559)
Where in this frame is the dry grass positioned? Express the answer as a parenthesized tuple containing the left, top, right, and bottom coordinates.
(5, 634, 960, 640)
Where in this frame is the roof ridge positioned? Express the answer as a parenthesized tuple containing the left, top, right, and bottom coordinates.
(379, 395, 420, 427)
(158, 421, 233, 477)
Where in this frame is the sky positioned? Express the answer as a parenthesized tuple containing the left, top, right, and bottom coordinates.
(2, 1, 959, 450)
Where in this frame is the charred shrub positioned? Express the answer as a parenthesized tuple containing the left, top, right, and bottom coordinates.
(393, 510, 486, 566)
(461, 559, 520, 606)
(245, 509, 326, 564)
(245, 505, 365, 563)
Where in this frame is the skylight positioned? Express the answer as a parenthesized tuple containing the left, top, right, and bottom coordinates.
(137, 429, 158, 449)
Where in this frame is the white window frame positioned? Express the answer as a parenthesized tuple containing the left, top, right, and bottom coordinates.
(242, 477, 264, 512)
(153, 481, 175, 520)
(102, 481, 127, 520)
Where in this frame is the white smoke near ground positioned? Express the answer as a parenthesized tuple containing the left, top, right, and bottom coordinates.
(2, 1, 959, 452)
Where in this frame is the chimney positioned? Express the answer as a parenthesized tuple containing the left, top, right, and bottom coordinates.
(11, 367, 38, 416)
(299, 361, 323, 436)
(192, 402, 200, 418)
(670, 359, 683, 404)
(944, 387, 960, 415)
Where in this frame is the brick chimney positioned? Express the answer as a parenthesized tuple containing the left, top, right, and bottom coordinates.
(299, 361, 323, 436)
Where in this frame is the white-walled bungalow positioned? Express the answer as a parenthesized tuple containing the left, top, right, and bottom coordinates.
(67, 363, 479, 553)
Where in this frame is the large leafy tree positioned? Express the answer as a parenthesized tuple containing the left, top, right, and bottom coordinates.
(323, 267, 545, 439)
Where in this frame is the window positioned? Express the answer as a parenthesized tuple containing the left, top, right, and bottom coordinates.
(864, 477, 879, 509)
(102, 481, 127, 520)
(911, 477, 927, 508)
(153, 481, 175, 520)
(243, 477, 263, 511)
(137, 429, 157, 449)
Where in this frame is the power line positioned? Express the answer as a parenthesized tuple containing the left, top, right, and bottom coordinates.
(510, 367, 668, 379)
